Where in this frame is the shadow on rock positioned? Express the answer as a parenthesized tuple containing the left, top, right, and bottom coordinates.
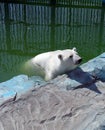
(67, 67, 102, 94)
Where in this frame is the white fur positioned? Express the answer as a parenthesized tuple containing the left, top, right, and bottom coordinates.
(25, 48, 82, 81)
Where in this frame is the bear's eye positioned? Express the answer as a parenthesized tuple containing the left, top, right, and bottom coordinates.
(69, 55, 73, 58)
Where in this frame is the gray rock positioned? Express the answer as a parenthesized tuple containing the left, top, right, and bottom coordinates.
(0, 53, 105, 130)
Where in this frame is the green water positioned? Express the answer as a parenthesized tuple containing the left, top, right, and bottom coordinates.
(0, 2, 105, 82)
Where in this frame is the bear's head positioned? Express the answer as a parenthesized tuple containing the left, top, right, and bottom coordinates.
(58, 47, 82, 71)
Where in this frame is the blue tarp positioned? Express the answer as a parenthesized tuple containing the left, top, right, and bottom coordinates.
(0, 75, 46, 105)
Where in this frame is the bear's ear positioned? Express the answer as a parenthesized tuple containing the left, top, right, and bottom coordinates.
(58, 54, 63, 60)
(72, 47, 77, 51)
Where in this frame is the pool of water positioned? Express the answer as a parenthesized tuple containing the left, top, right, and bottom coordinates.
(0, 2, 105, 82)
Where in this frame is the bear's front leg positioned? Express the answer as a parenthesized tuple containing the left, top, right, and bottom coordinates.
(45, 71, 54, 81)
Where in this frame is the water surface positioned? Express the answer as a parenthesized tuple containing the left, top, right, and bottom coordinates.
(0, 2, 105, 82)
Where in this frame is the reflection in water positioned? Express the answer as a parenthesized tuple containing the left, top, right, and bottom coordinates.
(0, 2, 105, 82)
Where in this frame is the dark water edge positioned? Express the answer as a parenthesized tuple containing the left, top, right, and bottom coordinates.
(0, 2, 105, 82)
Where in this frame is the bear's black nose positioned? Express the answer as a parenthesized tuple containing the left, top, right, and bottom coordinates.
(78, 58, 82, 63)
(78, 58, 82, 64)
(76, 58, 82, 64)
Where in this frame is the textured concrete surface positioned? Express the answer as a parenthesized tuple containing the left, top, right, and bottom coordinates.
(0, 81, 105, 130)
(0, 53, 105, 130)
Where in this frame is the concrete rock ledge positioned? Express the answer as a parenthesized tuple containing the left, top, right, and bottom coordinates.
(0, 53, 105, 130)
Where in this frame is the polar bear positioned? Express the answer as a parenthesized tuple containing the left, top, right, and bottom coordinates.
(24, 47, 82, 81)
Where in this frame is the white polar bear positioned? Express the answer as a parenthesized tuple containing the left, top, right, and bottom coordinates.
(24, 48, 82, 81)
